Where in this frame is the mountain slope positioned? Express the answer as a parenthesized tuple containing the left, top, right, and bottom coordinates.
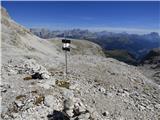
(30, 28, 160, 62)
(1, 7, 160, 120)
(104, 49, 137, 65)
(138, 48, 160, 85)
(49, 38, 105, 56)
(1, 7, 63, 66)
(141, 48, 160, 64)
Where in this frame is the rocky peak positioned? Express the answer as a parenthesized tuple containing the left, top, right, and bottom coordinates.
(1, 7, 10, 18)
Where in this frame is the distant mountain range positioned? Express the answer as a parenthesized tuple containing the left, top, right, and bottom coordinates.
(140, 48, 160, 65)
(30, 28, 160, 64)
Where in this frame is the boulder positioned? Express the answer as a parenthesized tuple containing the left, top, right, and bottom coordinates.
(44, 95, 55, 108)
(66, 109, 74, 117)
(18, 59, 51, 79)
(64, 99, 74, 110)
(67, 98, 87, 118)
(102, 111, 109, 117)
(15, 100, 24, 108)
(74, 101, 86, 113)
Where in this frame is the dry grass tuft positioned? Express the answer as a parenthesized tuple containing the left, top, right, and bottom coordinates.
(34, 95, 44, 106)
(16, 95, 26, 100)
(56, 80, 70, 89)
(23, 76, 32, 80)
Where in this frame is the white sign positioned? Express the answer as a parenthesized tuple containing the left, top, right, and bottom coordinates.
(63, 43, 70, 48)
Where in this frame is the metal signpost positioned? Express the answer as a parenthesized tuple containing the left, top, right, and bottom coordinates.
(62, 39, 71, 79)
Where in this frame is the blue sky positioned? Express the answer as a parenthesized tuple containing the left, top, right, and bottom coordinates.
(2, 1, 160, 34)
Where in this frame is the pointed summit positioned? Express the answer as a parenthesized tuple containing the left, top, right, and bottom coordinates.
(1, 7, 10, 18)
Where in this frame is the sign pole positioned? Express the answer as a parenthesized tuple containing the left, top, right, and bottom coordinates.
(65, 50, 67, 79)
(62, 39, 71, 80)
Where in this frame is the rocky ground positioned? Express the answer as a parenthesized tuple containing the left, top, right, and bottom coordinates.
(138, 64, 160, 85)
(1, 56, 160, 120)
(1, 7, 160, 120)
(138, 48, 160, 86)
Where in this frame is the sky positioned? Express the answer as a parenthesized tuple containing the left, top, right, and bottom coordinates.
(2, 1, 160, 34)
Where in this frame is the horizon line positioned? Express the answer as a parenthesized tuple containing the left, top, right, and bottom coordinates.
(29, 26, 160, 35)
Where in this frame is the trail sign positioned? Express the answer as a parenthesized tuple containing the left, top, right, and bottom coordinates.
(62, 39, 71, 43)
(62, 39, 71, 51)
(62, 39, 71, 78)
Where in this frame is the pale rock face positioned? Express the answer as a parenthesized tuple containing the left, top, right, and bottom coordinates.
(1, 7, 10, 18)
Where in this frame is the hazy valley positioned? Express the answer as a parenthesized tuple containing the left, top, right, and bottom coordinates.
(30, 28, 160, 65)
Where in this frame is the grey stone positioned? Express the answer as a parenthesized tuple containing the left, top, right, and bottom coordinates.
(15, 100, 24, 107)
(44, 95, 55, 108)
(102, 111, 109, 117)
(23, 101, 34, 110)
(146, 105, 154, 111)
(64, 99, 74, 110)
(8, 68, 17, 75)
(78, 113, 90, 119)
(38, 79, 55, 89)
(20, 59, 51, 79)
(69, 83, 79, 90)
(98, 86, 106, 93)
(63, 90, 74, 99)
(74, 100, 86, 113)
(41, 73, 50, 79)
(66, 109, 74, 117)
(12, 113, 19, 118)
(138, 105, 146, 111)
(155, 104, 160, 109)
